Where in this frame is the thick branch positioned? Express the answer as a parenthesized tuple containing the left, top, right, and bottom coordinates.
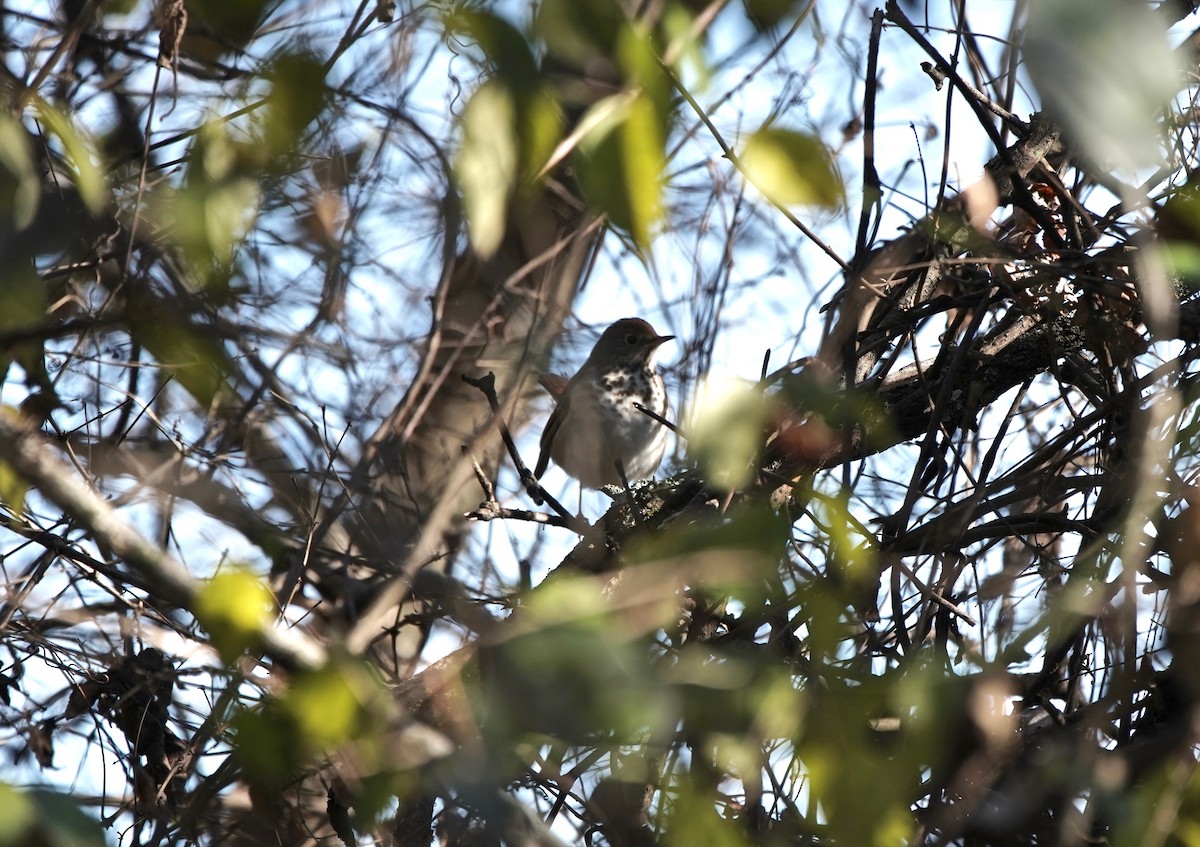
(0, 413, 326, 672)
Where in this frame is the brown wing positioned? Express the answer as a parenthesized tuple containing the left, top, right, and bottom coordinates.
(538, 372, 569, 399)
(534, 373, 570, 479)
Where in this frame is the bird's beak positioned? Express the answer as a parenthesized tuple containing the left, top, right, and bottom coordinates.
(653, 334, 675, 347)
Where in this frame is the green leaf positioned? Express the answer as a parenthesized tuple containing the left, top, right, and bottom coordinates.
(575, 90, 665, 248)
(0, 456, 27, 515)
(0, 265, 48, 384)
(456, 80, 519, 258)
(31, 99, 108, 216)
(233, 656, 395, 787)
(193, 567, 274, 662)
(0, 783, 34, 846)
(27, 789, 106, 847)
(741, 127, 843, 208)
(446, 8, 539, 84)
(661, 5, 710, 86)
(284, 662, 369, 749)
(262, 52, 328, 158)
(1025, 0, 1180, 171)
(0, 784, 104, 847)
(685, 375, 771, 488)
(123, 287, 233, 405)
(0, 114, 39, 230)
(534, 0, 623, 72)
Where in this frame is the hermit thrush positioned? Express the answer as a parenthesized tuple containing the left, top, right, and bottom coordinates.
(535, 318, 674, 492)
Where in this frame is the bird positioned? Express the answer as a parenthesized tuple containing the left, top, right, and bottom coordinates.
(534, 318, 674, 494)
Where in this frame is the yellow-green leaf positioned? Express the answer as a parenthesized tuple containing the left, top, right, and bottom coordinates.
(741, 127, 842, 208)
(31, 99, 108, 216)
(0, 457, 26, 515)
(575, 89, 665, 249)
(686, 375, 771, 488)
(456, 80, 519, 258)
(283, 662, 371, 749)
(0, 266, 47, 383)
(0, 115, 39, 230)
(262, 53, 328, 158)
(193, 567, 274, 662)
(0, 783, 34, 846)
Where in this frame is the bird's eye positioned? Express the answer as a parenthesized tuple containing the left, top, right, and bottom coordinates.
(625, 333, 638, 345)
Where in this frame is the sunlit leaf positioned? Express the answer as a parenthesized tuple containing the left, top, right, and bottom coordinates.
(517, 86, 564, 182)
(234, 655, 397, 788)
(0, 456, 26, 515)
(0, 783, 33, 846)
(0, 115, 39, 230)
(284, 662, 370, 749)
(457, 81, 519, 258)
(686, 375, 771, 487)
(741, 127, 842, 208)
(662, 5, 710, 86)
(31, 99, 108, 216)
(575, 88, 666, 248)
(572, 25, 669, 249)
(147, 124, 262, 292)
(193, 567, 274, 662)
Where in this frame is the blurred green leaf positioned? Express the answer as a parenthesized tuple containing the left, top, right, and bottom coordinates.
(194, 566, 274, 662)
(27, 789, 106, 847)
(147, 121, 262, 292)
(662, 780, 750, 847)
(0, 115, 39, 230)
(0, 784, 104, 847)
(447, 8, 539, 84)
(742, 0, 809, 31)
(575, 91, 665, 248)
(0, 266, 47, 385)
(0, 456, 27, 515)
(262, 53, 328, 158)
(457, 81, 518, 258)
(534, 0, 623, 73)
(0, 783, 34, 845)
(234, 655, 395, 787)
(1025, 0, 1180, 171)
(661, 5, 709, 85)
(285, 661, 373, 749)
(479, 574, 682, 744)
(741, 127, 842, 208)
(813, 488, 876, 584)
(801, 676, 919, 847)
(573, 25, 669, 249)
(31, 99, 108, 216)
(182, 0, 270, 60)
(455, 80, 563, 257)
(124, 287, 233, 405)
(686, 375, 771, 487)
